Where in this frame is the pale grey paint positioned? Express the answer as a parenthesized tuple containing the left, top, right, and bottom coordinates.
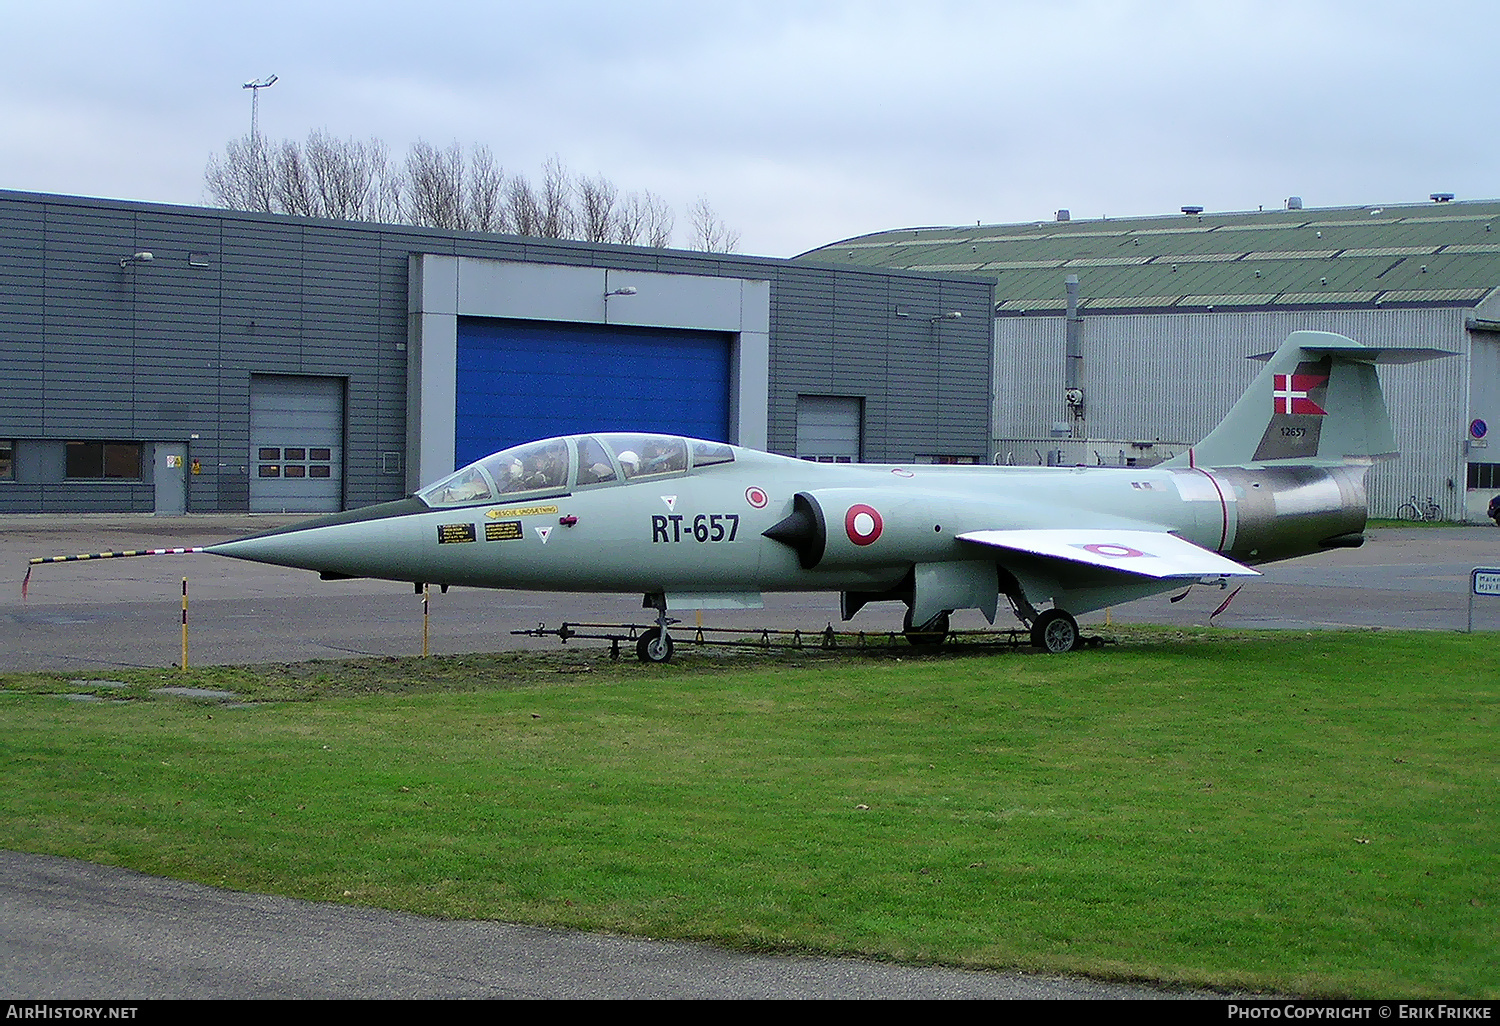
(15, 440, 63, 483)
(152, 442, 187, 515)
(249, 375, 344, 513)
(406, 255, 773, 490)
(796, 395, 862, 460)
(406, 256, 460, 495)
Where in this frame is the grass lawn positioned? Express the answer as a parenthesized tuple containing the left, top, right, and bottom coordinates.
(2, 627, 1494, 997)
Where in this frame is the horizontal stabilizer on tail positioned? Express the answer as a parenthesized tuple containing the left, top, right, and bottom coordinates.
(1248, 342, 1458, 365)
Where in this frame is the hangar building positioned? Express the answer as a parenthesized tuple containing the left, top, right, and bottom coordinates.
(0, 190, 993, 514)
(801, 198, 1500, 521)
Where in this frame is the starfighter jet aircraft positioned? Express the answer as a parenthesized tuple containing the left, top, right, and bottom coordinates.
(186, 330, 1442, 659)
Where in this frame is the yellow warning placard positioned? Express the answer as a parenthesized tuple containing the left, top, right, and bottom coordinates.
(486, 505, 558, 518)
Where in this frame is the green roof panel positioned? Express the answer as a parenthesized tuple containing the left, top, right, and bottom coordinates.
(799, 200, 1500, 312)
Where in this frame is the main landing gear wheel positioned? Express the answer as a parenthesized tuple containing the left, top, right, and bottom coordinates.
(1030, 609, 1079, 654)
(902, 608, 951, 648)
(636, 627, 675, 663)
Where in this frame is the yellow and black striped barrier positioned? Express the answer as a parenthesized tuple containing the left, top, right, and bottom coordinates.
(23, 547, 205, 599)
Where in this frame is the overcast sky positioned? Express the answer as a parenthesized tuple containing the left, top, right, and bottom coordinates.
(1, 0, 1493, 256)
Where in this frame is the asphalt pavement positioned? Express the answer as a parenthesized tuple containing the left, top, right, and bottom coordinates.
(2, 850, 1202, 1000)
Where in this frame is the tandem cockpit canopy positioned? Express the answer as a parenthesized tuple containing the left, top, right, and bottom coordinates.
(417, 434, 737, 508)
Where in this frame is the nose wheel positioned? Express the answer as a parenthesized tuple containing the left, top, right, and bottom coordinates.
(636, 627, 675, 663)
(637, 595, 678, 663)
(1030, 608, 1079, 653)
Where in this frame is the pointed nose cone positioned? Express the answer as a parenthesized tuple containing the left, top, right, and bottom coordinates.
(206, 497, 431, 574)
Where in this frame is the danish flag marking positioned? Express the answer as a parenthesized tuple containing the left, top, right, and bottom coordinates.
(1272, 373, 1328, 415)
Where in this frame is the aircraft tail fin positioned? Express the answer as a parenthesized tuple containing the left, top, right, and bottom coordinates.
(1164, 330, 1452, 469)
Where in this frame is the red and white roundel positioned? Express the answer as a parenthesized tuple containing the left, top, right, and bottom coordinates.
(845, 504, 883, 546)
(745, 486, 768, 509)
(1082, 543, 1146, 559)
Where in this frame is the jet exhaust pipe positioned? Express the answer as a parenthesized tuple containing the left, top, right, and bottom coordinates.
(1216, 465, 1368, 564)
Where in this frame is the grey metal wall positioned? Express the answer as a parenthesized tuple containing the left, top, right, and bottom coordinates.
(769, 266, 992, 461)
(994, 307, 1472, 518)
(0, 190, 994, 512)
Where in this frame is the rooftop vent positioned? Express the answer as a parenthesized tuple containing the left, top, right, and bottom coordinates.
(1285, 196, 1303, 210)
(1431, 192, 1455, 203)
(1056, 209, 1070, 221)
(1181, 205, 1204, 215)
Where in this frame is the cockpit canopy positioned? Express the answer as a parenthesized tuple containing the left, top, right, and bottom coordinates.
(418, 433, 736, 507)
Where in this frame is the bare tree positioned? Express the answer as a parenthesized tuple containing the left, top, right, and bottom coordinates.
(216, 130, 404, 222)
(405, 140, 464, 229)
(643, 190, 676, 248)
(687, 196, 739, 253)
(577, 173, 618, 243)
(505, 174, 542, 236)
(464, 145, 507, 233)
(205, 134, 273, 213)
(366, 138, 404, 223)
(537, 156, 574, 238)
(271, 139, 315, 217)
(205, 135, 711, 251)
(611, 189, 673, 247)
(303, 130, 383, 221)
(613, 190, 647, 245)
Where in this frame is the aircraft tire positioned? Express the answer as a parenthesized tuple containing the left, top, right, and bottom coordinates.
(636, 628, 675, 663)
(1030, 609, 1079, 653)
(902, 608, 951, 647)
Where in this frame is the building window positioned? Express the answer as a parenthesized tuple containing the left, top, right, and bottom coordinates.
(1468, 462, 1500, 489)
(0, 441, 12, 480)
(65, 441, 142, 480)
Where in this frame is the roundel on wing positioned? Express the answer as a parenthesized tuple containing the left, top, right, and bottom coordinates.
(845, 504, 883, 546)
(1082, 543, 1146, 558)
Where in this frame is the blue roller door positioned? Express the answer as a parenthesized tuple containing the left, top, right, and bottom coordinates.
(455, 318, 732, 468)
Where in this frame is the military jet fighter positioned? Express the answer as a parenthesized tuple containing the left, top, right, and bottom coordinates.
(192, 330, 1440, 659)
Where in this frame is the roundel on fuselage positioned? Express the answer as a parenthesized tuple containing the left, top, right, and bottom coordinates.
(845, 504, 883, 546)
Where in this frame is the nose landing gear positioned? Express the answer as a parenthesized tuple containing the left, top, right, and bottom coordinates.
(638, 593, 678, 663)
(636, 627, 675, 663)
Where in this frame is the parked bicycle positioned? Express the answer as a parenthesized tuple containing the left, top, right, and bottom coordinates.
(1395, 495, 1443, 521)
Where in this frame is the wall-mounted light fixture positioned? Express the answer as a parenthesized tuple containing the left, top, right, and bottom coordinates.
(604, 286, 638, 298)
(120, 251, 154, 268)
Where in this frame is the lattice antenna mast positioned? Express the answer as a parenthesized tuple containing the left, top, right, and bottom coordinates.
(242, 74, 278, 143)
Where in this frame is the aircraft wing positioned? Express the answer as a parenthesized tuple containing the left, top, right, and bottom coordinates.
(956, 529, 1260, 580)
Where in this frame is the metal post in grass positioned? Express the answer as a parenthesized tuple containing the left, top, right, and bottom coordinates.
(423, 583, 430, 657)
(181, 578, 188, 671)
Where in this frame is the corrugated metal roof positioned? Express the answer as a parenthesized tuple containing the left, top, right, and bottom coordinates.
(798, 199, 1500, 313)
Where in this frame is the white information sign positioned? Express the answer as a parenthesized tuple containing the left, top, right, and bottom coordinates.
(1467, 567, 1500, 632)
(1474, 568, 1500, 597)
